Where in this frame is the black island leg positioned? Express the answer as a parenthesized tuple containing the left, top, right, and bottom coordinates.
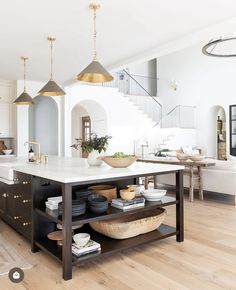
(62, 183, 73, 280)
(176, 170, 184, 242)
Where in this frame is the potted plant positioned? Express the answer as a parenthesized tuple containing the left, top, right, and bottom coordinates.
(71, 134, 112, 166)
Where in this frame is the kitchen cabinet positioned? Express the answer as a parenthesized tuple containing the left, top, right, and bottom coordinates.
(229, 105, 236, 156)
(0, 103, 13, 137)
(0, 191, 7, 217)
(0, 173, 32, 239)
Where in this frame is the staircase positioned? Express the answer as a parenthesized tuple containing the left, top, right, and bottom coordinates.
(89, 69, 162, 126)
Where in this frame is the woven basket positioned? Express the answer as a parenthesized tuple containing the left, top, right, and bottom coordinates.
(90, 208, 166, 239)
(101, 156, 137, 168)
(88, 185, 117, 202)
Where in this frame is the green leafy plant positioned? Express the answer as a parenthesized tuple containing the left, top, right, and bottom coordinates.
(112, 152, 129, 158)
(71, 134, 112, 154)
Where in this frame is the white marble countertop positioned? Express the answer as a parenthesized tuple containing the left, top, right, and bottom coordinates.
(0, 156, 184, 184)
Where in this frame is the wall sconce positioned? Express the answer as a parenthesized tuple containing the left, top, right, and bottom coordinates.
(170, 80, 178, 91)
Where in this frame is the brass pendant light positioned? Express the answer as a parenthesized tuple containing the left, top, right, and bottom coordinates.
(13, 57, 35, 105)
(77, 3, 113, 83)
(38, 36, 66, 96)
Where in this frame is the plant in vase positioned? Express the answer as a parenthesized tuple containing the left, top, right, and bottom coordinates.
(71, 134, 112, 166)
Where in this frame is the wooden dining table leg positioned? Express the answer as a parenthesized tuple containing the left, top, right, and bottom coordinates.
(153, 175, 157, 189)
(144, 177, 148, 189)
(189, 166, 194, 202)
(198, 166, 204, 200)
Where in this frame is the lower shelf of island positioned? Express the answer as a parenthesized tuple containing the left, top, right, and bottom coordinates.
(35, 224, 177, 265)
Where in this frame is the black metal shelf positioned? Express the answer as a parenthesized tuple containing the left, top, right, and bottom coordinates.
(35, 224, 177, 265)
(34, 196, 177, 225)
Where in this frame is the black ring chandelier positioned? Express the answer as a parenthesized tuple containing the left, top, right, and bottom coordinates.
(202, 37, 236, 57)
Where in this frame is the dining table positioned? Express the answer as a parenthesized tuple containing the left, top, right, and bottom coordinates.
(138, 157, 216, 202)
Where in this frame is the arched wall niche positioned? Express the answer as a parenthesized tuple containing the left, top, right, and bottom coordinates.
(208, 105, 227, 159)
(29, 95, 59, 155)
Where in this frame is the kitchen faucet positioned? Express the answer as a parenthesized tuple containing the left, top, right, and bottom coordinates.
(24, 141, 41, 163)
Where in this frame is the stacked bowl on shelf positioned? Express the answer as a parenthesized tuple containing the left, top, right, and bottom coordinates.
(87, 194, 108, 214)
(58, 199, 86, 217)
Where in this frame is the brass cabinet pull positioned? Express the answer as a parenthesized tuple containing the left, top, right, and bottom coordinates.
(22, 181, 31, 185)
(13, 195, 22, 199)
(23, 222, 31, 226)
(14, 216, 22, 220)
(2, 193, 7, 198)
(22, 199, 31, 203)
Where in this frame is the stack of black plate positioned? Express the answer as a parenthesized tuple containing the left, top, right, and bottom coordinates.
(88, 194, 108, 214)
(58, 199, 86, 217)
(74, 189, 94, 202)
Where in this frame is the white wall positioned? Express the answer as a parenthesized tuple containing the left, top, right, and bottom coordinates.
(157, 43, 236, 157)
(127, 59, 157, 96)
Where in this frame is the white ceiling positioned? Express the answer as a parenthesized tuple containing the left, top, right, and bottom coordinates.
(1, 0, 236, 85)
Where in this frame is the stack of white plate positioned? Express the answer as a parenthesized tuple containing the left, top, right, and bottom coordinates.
(141, 189, 167, 201)
(45, 196, 62, 210)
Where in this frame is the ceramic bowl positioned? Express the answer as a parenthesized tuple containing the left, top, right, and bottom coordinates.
(189, 155, 205, 162)
(127, 185, 141, 196)
(89, 204, 108, 214)
(73, 233, 90, 247)
(176, 153, 189, 161)
(2, 149, 13, 155)
(141, 189, 167, 201)
(88, 194, 108, 205)
(120, 189, 136, 201)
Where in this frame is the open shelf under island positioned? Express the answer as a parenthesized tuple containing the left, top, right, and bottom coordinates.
(0, 156, 184, 280)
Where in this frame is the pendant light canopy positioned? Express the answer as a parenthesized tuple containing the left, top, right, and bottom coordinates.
(13, 57, 35, 105)
(38, 36, 66, 96)
(77, 3, 113, 83)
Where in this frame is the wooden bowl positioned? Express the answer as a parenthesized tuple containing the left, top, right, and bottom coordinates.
(88, 185, 117, 202)
(101, 156, 137, 168)
(120, 189, 136, 201)
(189, 155, 205, 161)
(177, 153, 189, 161)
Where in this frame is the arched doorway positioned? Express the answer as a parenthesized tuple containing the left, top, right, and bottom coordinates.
(71, 100, 108, 157)
(29, 96, 59, 155)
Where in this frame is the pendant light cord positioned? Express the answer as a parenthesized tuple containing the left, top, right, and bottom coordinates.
(93, 7, 97, 61)
(50, 39, 53, 80)
(23, 58, 26, 92)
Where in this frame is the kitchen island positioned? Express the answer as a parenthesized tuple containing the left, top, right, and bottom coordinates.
(0, 156, 184, 280)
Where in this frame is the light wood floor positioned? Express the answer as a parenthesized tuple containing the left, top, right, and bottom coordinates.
(1, 193, 236, 290)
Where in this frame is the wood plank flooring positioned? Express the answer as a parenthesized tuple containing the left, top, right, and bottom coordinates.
(0, 193, 236, 290)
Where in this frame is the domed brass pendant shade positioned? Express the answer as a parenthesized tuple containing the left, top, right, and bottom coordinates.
(77, 3, 113, 83)
(38, 36, 66, 96)
(13, 57, 35, 105)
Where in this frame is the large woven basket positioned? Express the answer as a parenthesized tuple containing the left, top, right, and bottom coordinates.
(90, 208, 166, 239)
(88, 185, 117, 202)
(101, 156, 137, 168)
